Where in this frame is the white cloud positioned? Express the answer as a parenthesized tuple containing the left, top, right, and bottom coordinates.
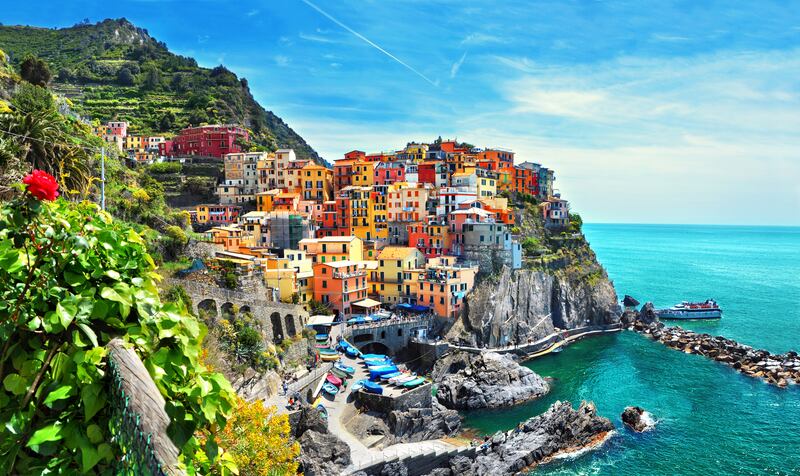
(450, 52, 467, 79)
(299, 32, 338, 44)
(461, 32, 506, 46)
(274, 55, 290, 67)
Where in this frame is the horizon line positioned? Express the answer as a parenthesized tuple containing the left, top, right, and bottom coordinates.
(584, 221, 800, 228)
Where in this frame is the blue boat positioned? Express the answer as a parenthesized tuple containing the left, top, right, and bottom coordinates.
(369, 366, 399, 380)
(322, 382, 339, 396)
(361, 354, 388, 361)
(366, 364, 396, 372)
(363, 381, 384, 395)
(345, 347, 360, 358)
(351, 379, 368, 392)
(380, 371, 402, 381)
(316, 333, 329, 341)
(316, 404, 328, 419)
(334, 362, 355, 375)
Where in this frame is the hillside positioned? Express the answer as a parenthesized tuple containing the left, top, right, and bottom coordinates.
(0, 18, 323, 162)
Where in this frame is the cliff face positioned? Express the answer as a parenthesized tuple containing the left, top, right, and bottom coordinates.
(448, 266, 618, 347)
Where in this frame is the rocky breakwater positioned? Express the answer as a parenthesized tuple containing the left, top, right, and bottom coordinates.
(621, 406, 655, 432)
(632, 320, 800, 388)
(432, 351, 549, 409)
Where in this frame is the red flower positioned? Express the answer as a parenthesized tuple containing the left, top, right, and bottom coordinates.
(23, 170, 60, 201)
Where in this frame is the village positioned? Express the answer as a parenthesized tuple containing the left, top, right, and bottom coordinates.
(92, 121, 571, 322)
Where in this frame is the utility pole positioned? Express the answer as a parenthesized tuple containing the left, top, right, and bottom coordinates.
(100, 147, 106, 211)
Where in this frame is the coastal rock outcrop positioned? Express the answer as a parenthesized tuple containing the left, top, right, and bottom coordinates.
(447, 266, 619, 348)
(469, 400, 613, 475)
(633, 320, 800, 387)
(432, 351, 549, 409)
(292, 405, 352, 476)
(389, 401, 462, 441)
(621, 406, 654, 432)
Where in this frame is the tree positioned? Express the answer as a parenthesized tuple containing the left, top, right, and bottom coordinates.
(159, 110, 176, 132)
(19, 55, 51, 86)
(117, 67, 135, 86)
(141, 65, 160, 90)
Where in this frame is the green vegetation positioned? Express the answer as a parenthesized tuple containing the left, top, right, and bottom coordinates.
(215, 312, 279, 375)
(0, 195, 237, 473)
(0, 19, 322, 162)
(147, 161, 181, 174)
(19, 55, 51, 86)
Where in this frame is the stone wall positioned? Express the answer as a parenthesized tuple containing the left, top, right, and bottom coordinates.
(345, 317, 431, 355)
(354, 383, 433, 413)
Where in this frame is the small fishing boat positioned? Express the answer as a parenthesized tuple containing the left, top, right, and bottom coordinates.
(367, 364, 396, 372)
(334, 362, 355, 375)
(326, 373, 343, 387)
(402, 377, 426, 388)
(318, 347, 338, 355)
(315, 333, 329, 342)
(322, 382, 339, 396)
(345, 347, 360, 358)
(390, 374, 416, 385)
(365, 359, 394, 368)
(316, 404, 328, 419)
(351, 379, 368, 392)
(320, 353, 340, 362)
(369, 367, 399, 380)
(380, 371, 402, 381)
(656, 299, 722, 320)
(331, 367, 350, 379)
(362, 380, 384, 395)
(361, 354, 389, 361)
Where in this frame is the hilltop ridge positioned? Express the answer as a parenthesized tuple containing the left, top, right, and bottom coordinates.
(0, 18, 323, 163)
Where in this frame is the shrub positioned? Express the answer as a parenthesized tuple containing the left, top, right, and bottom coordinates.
(148, 161, 182, 174)
(20, 55, 51, 86)
(0, 194, 237, 473)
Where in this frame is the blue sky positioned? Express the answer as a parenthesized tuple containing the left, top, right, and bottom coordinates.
(4, 1, 800, 225)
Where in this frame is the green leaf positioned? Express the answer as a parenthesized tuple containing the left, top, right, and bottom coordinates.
(80, 442, 101, 472)
(81, 383, 106, 421)
(56, 301, 77, 328)
(3, 373, 28, 396)
(64, 270, 86, 287)
(77, 323, 99, 348)
(105, 270, 120, 280)
(43, 384, 74, 407)
(0, 248, 24, 274)
(86, 424, 103, 444)
(27, 422, 63, 448)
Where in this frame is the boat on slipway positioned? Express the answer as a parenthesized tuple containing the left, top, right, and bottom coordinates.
(657, 299, 723, 320)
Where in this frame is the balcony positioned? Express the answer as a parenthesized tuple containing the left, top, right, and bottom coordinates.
(333, 270, 367, 279)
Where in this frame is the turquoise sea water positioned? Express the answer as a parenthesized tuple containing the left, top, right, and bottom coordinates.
(463, 224, 800, 475)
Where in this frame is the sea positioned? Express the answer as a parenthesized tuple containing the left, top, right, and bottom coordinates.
(463, 224, 800, 475)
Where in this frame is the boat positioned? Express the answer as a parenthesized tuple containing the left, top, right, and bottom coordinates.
(320, 353, 340, 362)
(360, 354, 389, 361)
(322, 382, 339, 396)
(351, 379, 368, 392)
(318, 347, 338, 355)
(315, 333, 329, 341)
(380, 371, 402, 381)
(365, 359, 394, 368)
(402, 377, 426, 388)
(316, 404, 328, 419)
(345, 347, 361, 358)
(334, 362, 355, 375)
(391, 374, 417, 385)
(362, 381, 384, 395)
(656, 299, 722, 320)
(366, 364, 396, 372)
(326, 373, 343, 387)
(369, 366, 399, 380)
(331, 367, 350, 379)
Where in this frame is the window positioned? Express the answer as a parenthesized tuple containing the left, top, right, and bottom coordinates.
(397, 329, 403, 336)
(322, 281, 327, 288)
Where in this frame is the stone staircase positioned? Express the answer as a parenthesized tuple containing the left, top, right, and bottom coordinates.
(343, 441, 476, 476)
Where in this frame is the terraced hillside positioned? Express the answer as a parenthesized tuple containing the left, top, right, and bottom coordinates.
(0, 18, 323, 163)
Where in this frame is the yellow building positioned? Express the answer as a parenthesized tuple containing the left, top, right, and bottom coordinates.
(476, 168, 497, 198)
(300, 163, 333, 202)
(387, 183, 431, 223)
(371, 247, 425, 304)
(263, 249, 315, 306)
(123, 135, 144, 150)
(348, 186, 376, 241)
(298, 236, 364, 264)
(352, 160, 375, 187)
(255, 189, 281, 212)
(373, 189, 388, 243)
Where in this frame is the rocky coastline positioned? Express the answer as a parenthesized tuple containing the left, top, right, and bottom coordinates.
(621, 406, 655, 432)
(432, 351, 549, 410)
(631, 319, 800, 387)
(292, 405, 352, 476)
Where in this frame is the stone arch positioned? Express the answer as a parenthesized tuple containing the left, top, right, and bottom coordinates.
(220, 302, 235, 319)
(270, 312, 284, 343)
(239, 305, 252, 316)
(359, 342, 392, 356)
(197, 299, 218, 321)
(284, 314, 297, 338)
(353, 333, 373, 343)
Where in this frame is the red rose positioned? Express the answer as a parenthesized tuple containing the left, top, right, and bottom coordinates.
(22, 170, 60, 201)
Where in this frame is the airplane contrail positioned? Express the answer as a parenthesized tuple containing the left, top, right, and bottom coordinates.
(299, 0, 439, 87)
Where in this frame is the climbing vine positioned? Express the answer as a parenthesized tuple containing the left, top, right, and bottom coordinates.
(0, 176, 238, 473)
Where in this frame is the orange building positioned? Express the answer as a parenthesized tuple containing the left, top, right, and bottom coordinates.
(300, 163, 333, 202)
(312, 261, 370, 318)
(478, 148, 515, 192)
(412, 257, 478, 319)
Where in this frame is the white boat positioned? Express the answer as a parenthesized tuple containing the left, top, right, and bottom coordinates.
(656, 299, 722, 320)
(391, 375, 417, 385)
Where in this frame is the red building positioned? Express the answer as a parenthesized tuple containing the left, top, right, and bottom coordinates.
(512, 163, 540, 197)
(407, 220, 450, 258)
(374, 162, 406, 185)
(334, 157, 358, 192)
(418, 161, 449, 187)
(316, 201, 348, 238)
(159, 125, 248, 158)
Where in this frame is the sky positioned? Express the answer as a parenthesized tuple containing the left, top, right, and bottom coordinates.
(4, 1, 800, 225)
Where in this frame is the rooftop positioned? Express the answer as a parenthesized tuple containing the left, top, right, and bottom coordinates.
(378, 246, 420, 260)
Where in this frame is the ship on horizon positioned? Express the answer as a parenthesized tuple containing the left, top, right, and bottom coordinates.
(656, 299, 723, 320)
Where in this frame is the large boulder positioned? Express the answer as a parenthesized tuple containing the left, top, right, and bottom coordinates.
(621, 406, 655, 432)
(298, 430, 352, 476)
(469, 401, 614, 475)
(433, 351, 549, 410)
(637, 302, 659, 324)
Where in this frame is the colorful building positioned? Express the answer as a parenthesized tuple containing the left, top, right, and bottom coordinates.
(300, 163, 333, 202)
(408, 219, 450, 258)
(159, 125, 248, 158)
(312, 261, 369, 318)
(298, 236, 364, 264)
(194, 204, 241, 225)
(371, 247, 425, 305)
(412, 257, 478, 319)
